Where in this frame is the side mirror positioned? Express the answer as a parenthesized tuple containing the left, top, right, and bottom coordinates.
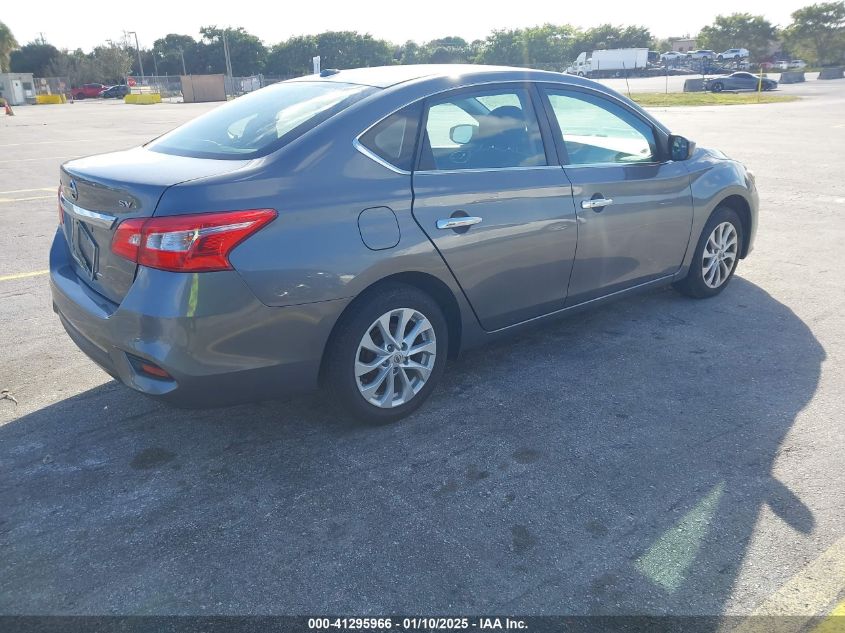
(449, 124, 476, 145)
(669, 134, 696, 161)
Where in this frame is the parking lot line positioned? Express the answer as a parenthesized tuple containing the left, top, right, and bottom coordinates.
(729, 535, 845, 633)
(0, 156, 80, 164)
(809, 599, 845, 633)
(0, 187, 55, 195)
(0, 195, 55, 203)
(0, 270, 49, 282)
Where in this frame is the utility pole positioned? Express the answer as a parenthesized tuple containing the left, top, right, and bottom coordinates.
(179, 48, 187, 75)
(222, 30, 234, 78)
(127, 31, 145, 82)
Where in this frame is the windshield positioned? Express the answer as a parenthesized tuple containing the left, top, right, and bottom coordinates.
(147, 81, 376, 160)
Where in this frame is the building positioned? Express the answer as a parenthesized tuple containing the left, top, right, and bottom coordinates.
(671, 38, 698, 53)
(0, 72, 36, 106)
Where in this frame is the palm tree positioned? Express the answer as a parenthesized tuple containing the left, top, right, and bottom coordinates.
(0, 21, 19, 72)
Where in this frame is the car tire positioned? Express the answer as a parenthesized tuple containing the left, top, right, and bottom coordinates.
(323, 283, 449, 424)
(711, 82, 724, 93)
(673, 206, 744, 299)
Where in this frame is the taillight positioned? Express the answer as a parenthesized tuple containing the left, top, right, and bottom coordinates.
(58, 185, 64, 225)
(111, 209, 276, 272)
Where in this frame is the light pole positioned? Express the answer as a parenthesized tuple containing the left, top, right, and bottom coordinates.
(178, 48, 187, 75)
(127, 31, 145, 82)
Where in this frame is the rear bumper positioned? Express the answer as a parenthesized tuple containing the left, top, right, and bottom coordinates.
(50, 229, 349, 406)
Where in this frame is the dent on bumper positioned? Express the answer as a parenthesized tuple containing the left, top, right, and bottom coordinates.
(50, 231, 349, 405)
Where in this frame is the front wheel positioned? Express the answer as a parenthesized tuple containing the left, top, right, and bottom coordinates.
(673, 206, 743, 299)
(323, 283, 448, 424)
(711, 82, 724, 92)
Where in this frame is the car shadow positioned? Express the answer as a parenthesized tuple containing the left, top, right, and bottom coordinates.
(0, 277, 824, 619)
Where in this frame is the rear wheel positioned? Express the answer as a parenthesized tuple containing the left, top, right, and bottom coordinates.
(711, 82, 724, 93)
(323, 283, 448, 424)
(673, 206, 743, 299)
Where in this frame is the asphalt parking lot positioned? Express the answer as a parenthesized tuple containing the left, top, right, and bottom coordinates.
(1, 77, 844, 622)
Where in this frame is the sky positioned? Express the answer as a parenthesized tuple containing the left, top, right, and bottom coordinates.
(7, 0, 810, 51)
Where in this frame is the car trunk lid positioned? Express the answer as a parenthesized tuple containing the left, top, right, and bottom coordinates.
(60, 147, 250, 304)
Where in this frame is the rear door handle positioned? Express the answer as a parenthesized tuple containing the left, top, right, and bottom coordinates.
(436, 216, 483, 230)
(581, 198, 613, 209)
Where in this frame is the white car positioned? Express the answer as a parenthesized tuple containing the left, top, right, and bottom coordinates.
(661, 51, 684, 62)
(717, 48, 750, 61)
(687, 50, 717, 59)
(790, 59, 807, 69)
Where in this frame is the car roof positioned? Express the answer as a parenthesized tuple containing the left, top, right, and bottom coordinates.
(289, 64, 579, 89)
(287, 64, 671, 137)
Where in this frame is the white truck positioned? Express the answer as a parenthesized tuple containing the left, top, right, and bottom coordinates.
(566, 48, 650, 78)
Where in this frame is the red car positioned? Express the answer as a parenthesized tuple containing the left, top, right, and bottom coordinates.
(71, 83, 108, 100)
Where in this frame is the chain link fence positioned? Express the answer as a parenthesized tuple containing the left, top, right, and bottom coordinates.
(33, 77, 70, 97)
(131, 74, 286, 102)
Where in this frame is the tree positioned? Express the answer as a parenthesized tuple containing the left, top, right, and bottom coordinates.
(398, 40, 423, 64)
(0, 20, 19, 72)
(477, 24, 579, 70)
(266, 35, 318, 77)
(314, 31, 394, 69)
(697, 13, 777, 62)
(10, 40, 60, 76)
(571, 24, 653, 55)
(45, 49, 99, 86)
(93, 41, 134, 83)
(199, 26, 267, 75)
(420, 36, 473, 64)
(784, 2, 845, 65)
(152, 34, 199, 75)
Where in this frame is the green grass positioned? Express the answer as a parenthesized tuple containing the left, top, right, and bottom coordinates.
(628, 92, 800, 107)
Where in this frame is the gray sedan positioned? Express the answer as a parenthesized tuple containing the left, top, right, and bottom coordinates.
(50, 65, 758, 423)
(705, 72, 778, 92)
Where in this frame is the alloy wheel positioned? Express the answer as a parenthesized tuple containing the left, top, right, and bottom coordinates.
(702, 221, 738, 289)
(355, 307, 437, 408)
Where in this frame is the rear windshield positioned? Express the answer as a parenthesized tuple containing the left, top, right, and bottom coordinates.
(147, 81, 376, 160)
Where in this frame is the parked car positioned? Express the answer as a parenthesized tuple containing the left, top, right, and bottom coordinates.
(71, 83, 108, 100)
(789, 60, 807, 69)
(687, 50, 717, 59)
(51, 65, 758, 423)
(705, 72, 778, 92)
(100, 85, 130, 99)
(660, 51, 684, 63)
(717, 48, 750, 61)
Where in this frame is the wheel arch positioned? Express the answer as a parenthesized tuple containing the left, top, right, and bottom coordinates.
(318, 271, 464, 385)
(715, 194, 752, 258)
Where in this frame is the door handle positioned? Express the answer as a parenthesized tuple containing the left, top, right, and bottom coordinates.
(581, 198, 613, 209)
(436, 216, 483, 230)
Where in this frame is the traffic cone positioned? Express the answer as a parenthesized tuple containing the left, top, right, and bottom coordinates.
(2, 99, 14, 116)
